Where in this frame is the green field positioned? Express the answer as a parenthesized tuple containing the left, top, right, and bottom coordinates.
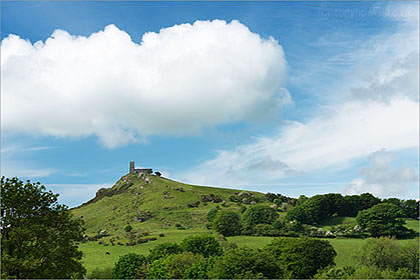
(72, 173, 420, 275)
(79, 220, 419, 274)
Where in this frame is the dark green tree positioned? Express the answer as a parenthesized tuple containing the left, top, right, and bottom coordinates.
(208, 247, 283, 279)
(147, 242, 183, 262)
(180, 235, 223, 257)
(241, 205, 278, 233)
(356, 203, 410, 237)
(400, 199, 419, 219)
(184, 256, 218, 279)
(264, 237, 336, 278)
(148, 252, 202, 279)
(1, 177, 86, 279)
(212, 210, 241, 236)
(112, 253, 147, 279)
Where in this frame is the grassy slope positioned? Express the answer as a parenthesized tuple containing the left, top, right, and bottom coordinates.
(72, 173, 267, 238)
(73, 174, 419, 274)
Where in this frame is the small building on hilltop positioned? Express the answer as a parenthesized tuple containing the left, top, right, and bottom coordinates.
(129, 161, 152, 174)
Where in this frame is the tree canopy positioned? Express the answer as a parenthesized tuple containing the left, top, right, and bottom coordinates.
(1, 177, 86, 279)
(356, 203, 410, 237)
(264, 237, 337, 278)
(212, 210, 241, 236)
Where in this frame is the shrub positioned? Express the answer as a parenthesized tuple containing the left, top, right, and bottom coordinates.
(87, 267, 113, 279)
(208, 247, 282, 279)
(112, 253, 147, 279)
(206, 208, 218, 222)
(164, 252, 202, 279)
(147, 242, 183, 262)
(212, 210, 241, 237)
(184, 256, 218, 279)
(175, 223, 186, 230)
(124, 224, 133, 232)
(264, 237, 336, 278)
(241, 205, 278, 232)
(180, 235, 223, 258)
(148, 252, 202, 279)
(253, 224, 279, 236)
(228, 195, 240, 202)
(354, 237, 419, 273)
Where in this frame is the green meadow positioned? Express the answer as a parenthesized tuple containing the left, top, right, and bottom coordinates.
(79, 218, 419, 274)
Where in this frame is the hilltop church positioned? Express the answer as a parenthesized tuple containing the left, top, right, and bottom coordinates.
(129, 161, 152, 175)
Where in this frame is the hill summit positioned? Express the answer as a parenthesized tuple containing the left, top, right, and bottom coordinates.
(71, 171, 268, 237)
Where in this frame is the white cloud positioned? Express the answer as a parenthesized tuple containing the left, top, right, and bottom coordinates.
(1, 20, 288, 148)
(180, 4, 419, 189)
(181, 98, 419, 186)
(344, 149, 417, 197)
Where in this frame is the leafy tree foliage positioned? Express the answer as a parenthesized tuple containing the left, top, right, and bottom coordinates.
(264, 237, 336, 278)
(355, 237, 404, 270)
(208, 247, 283, 279)
(212, 210, 241, 236)
(1, 177, 86, 279)
(148, 252, 202, 279)
(184, 256, 218, 279)
(206, 208, 218, 222)
(241, 205, 278, 232)
(112, 253, 147, 279)
(287, 193, 384, 225)
(147, 242, 183, 262)
(356, 203, 410, 237)
(180, 235, 223, 257)
(355, 237, 419, 273)
(164, 252, 203, 279)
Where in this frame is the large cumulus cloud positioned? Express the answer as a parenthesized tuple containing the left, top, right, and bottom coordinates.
(1, 20, 288, 147)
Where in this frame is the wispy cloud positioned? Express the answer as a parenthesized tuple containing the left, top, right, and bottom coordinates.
(344, 149, 418, 197)
(181, 2, 419, 193)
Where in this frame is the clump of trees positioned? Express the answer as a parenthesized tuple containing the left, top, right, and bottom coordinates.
(356, 203, 412, 237)
(110, 235, 337, 279)
(314, 237, 419, 279)
(1, 177, 86, 279)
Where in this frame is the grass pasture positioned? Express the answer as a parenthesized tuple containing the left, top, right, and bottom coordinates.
(80, 231, 419, 274)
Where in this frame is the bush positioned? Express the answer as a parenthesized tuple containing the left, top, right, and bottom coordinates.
(112, 253, 147, 279)
(356, 203, 410, 237)
(212, 210, 241, 237)
(241, 205, 278, 233)
(208, 247, 283, 279)
(148, 242, 183, 262)
(206, 208, 218, 222)
(355, 237, 419, 273)
(87, 267, 113, 279)
(184, 256, 218, 279)
(180, 235, 223, 258)
(264, 237, 336, 278)
(148, 252, 202, 279)
(164, 252, 203, 278)
(253, 224, 279, 236)
(228, 195, 240, 202)
(124, 224, 133, 232)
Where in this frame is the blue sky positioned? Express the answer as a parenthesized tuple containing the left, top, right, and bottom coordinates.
(1, 1, 419, 207)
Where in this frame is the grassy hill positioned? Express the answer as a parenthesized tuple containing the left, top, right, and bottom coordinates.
(72, 173, 268, 239)
(71, 173, 419, 275)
